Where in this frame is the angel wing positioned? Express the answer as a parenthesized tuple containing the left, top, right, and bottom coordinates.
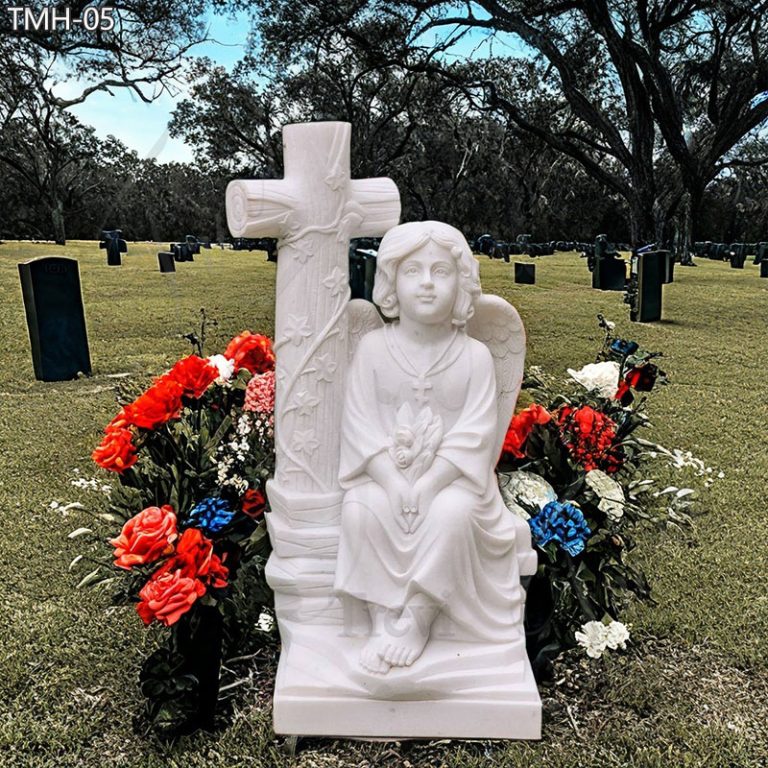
(345, 298, 384, 363)
(466, 294, 526, 460)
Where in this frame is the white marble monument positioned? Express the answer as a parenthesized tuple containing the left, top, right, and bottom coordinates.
(226, 122, 541, 740)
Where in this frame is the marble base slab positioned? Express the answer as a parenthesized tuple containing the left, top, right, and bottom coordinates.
(271, 623, 542, 740)
(274, 691, 541, 740)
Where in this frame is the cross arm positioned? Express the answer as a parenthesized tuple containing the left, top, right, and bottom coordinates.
(226, 179, 299, 239)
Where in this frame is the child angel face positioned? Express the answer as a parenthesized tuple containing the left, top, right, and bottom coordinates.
(372, 221, 481, 327)
(395, 241, 459, 326)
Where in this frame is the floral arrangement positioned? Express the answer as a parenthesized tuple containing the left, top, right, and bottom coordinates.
(75, 311, 711, 731)
(498, 314, 708, 676)
(78, 319, 276, 734)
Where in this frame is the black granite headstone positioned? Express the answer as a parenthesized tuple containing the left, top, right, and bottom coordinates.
(514, 263, 536, 284)
(158, 252, 176, 273)
(627, 250, 666, 322)
(729, 243, 747, 269)
(185, 235, 201, 255)
(99, 230, 128, 266)
(592, 255, 626, 291)
(18, 256, 92, 381)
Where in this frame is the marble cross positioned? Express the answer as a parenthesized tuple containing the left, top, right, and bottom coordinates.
(411, 377, 433, 405)
(226, 122, 400, 496)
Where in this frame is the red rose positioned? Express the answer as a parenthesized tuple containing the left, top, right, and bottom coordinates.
(92, 426, 138, 473)
(160, 528, 228, 588)
(241, 488, 266, 520)
(122, 378, 184, 430)
(164, 355, 219, 398)
(110, 504, 178, 570)
(224, 331, 275, 375)
(502, 404, 551, 459)
(136, 568, 206, 627)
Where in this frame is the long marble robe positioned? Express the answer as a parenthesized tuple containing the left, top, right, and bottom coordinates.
(334, 324, 523, 644)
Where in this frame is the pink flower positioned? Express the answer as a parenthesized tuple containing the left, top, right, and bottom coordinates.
(244, 371, 275, 414)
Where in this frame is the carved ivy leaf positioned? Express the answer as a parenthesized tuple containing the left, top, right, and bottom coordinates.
(293, 390, 321, 417)
(292, 242, 314, 264)
(310, 353, 337, 383)
(322, 266, 349, 297)
(283, 315, 312, 346)
(292, 429, 319, 456)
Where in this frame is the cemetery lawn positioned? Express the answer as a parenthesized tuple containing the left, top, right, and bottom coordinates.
(1, 241, 767, 768)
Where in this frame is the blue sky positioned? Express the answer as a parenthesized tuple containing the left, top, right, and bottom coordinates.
(69, 11, 251, 163)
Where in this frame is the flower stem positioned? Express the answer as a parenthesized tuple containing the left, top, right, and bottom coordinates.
(567, 555, 597, 621)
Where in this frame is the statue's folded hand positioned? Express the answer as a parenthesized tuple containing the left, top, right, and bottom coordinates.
(408, 477, 439, 534)
(386, 480, 414, 533)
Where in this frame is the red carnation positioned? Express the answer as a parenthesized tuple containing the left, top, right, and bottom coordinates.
(224, 331, 275, 375)
(121, 378, 184, 430)
(502, 404, 552, 459)
(557, 405, 624, 473)
(241, 488, 267, 520)
(111, 504, 178, 570)
(92, 425, 138, 473)
(164, 355, 219, 398)
(136, 568, 206, 627)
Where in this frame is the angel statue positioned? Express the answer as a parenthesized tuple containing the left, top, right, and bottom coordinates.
(334, 220, 535, 676)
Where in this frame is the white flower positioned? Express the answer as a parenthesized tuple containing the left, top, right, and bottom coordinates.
(604, 620, 630, 650)
(207, 354, 235, 383)
(498, 471, 557, 519)
(575, 621, 609, 659)
(585, 469, 626, 521)
(567, 361, 621, 399)
(256, 611, 275, 632)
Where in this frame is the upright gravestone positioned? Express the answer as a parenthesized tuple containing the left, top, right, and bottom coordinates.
(18, 257, 92, 381)
(627, 250, 666, 322)
(514, 262, 536, 284)
(755, 242, 767, 264)
(185, 235, 201, 255)
(157, 251, 176, 273)
(99, 230, 128, 266)
(730, 243, 747, 269)
(171, 243, 194, 262)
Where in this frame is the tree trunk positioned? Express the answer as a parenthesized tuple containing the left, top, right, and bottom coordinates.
(628, 193, 655, 249)
(51, 199, 66, 245)
(679, 184, 705, 265)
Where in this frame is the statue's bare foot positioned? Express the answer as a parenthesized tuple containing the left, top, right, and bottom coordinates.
(360, 638, 391, 674)
(380, 615, 430, 668)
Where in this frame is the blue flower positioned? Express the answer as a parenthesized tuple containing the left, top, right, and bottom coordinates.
(610, 339, 639, 357)
(529, 501, 592, 557)
(187, 496, 235, 534)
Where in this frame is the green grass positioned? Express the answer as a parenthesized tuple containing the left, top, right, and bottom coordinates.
(1, 241, 767, 766)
